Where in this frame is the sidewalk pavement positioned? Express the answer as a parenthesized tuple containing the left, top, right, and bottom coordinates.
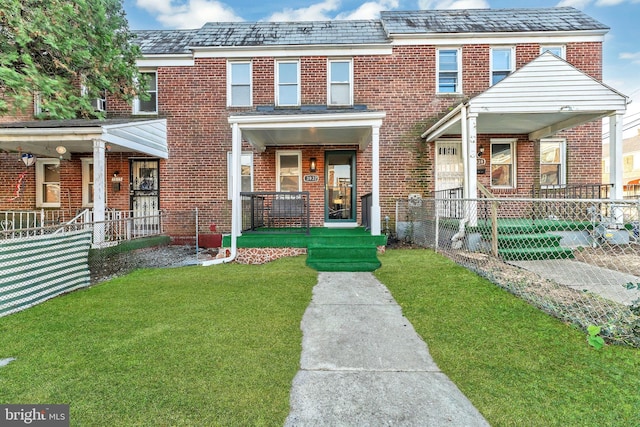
(285, 272, 489, 426)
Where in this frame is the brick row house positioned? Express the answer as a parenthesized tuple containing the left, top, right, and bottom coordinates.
(0, 7, 628, 269)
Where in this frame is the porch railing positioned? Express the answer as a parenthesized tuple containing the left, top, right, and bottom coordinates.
(0, 209, 164, 245)
(361, 193, 372, 230)
(240, 191, 310, 234)
(624, 184, 640, 199)
(432, 187, 464, 219)
(531, 184, 613, 199)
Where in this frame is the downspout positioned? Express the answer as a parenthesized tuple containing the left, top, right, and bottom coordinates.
(202, 122, 241, 266)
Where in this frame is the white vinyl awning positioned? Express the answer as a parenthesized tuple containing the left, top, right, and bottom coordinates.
(0, 118, 168, 159)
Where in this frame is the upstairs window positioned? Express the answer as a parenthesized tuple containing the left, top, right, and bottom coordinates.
(437, 49, 461, 93)
(81, 85, 107, 112)
(328, 59, 352, 106)
(36, 158, 61, 208)
(276, 60, 300, 107)
(541, 45, 565, 59)
(540, 139, 566, 187)
(228, 61, 252, 107)
(491, 47, 513, 85)
(491, 139, 516, 188)
(133, 71, 158, 114)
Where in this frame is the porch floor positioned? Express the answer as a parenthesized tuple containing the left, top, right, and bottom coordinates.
(223, 227, 387, 272)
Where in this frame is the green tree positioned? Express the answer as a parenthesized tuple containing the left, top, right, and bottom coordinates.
(0, 0, 143, 119)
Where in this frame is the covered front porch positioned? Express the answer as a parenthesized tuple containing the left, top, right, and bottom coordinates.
(0, 118, 168, 245)
(422, 52, 629, 227)
(212, 108, 386, 268)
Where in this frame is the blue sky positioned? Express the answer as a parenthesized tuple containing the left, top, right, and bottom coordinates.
(123, 0, 640, 130)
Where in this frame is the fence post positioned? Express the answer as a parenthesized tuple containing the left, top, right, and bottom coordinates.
(195, 207, 199, 259)
(434, 199, 440, 252)
(491, 200, 499, 257)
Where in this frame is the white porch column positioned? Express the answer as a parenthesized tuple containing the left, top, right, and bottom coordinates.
(609, 112, 624, 200)
(371, 125, 381, 235)
(467, 112, 478, 226)
(92, 139, 106, 245)
(231, 123, 242, 236)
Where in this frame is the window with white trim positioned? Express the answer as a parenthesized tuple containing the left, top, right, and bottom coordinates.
(491, 47, 513, 85)
(228, 61, 252, 107)
(276, 60, 300, 106)
(540, 139, 566, 187)
(328, 59, 352, 106)
(133, 71, 158, 114)
(276, 151, 301, 192)
(82, 159, 94, 207)
(437, 49, 461, 93)
(36, 158, 61, 208)
(491, 139, 516, 188)
(227, 152, 253, 199)
(540, 45, 565, 59)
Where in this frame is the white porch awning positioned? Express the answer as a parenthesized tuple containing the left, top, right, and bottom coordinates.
(0, 118, 168, 159)
(229, 110, 386, 152)
(422, 52, 628, 142)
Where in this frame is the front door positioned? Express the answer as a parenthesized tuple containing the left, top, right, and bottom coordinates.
(325, 151, 356, 222)
(435, 140, 464, 217)
(130, 159, 160, 233)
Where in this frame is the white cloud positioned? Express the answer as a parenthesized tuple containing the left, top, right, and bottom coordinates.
(418, 0, 489, 9)
(136, 0, 243, 29)
(620, 52, 640, 64)
(556, 0, 592, 7)
(336, 0, 400, 20)
(265, 0, 341, 22)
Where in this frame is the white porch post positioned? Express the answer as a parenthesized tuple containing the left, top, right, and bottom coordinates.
(609, 112, 624, 200)
(231, 123, 242, 236)
(92, 139, 106, 245)
(371, 125, 381, 235)
(467, 112, 478, 226)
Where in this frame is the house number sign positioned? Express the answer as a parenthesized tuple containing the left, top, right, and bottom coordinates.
(304, 175, 319, 183)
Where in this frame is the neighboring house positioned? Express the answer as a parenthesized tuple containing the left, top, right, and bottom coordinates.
(603, 128, 640, 196)
(0, 7, 629, 266)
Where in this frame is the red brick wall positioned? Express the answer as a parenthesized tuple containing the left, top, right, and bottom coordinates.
(0, 39, 605, 234)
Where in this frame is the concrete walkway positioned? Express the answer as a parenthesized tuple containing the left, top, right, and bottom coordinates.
(285, 272, 489, 426)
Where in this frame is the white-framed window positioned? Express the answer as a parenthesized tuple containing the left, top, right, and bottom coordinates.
(228, 61, 252, 107)
(36, 158, 61, 208)
(491, 47, 514, 85)
(490, 139, 517, 188)
(81, 159, 94, 207)
(227, 152, 253, 199)
(81, 85, 107, 111)
(328, 59, 353, 106)
(276, 150, 302, 192)
(623, 154, 634, 173)
(540, 45, 565, 59)
(540, 139, 566, 187)
(437, 48, 461, 93)
(133, 71, 158, 114)
(276, 60, 300, 107)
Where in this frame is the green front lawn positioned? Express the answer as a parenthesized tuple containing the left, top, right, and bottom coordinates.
(0, 257, 316, 426)
(1, 250, 638, 426)
(376, 249, 640, 427)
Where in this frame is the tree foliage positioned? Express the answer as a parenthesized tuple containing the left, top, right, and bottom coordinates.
(0, 0, 143, 119)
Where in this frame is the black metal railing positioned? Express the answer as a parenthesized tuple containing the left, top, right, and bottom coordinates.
(532, 184, 613, 199)
(240, 191, 310, 234)
(361, 193, 372, 230)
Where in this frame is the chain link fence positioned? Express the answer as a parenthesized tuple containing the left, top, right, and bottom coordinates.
(394, 196, 640, 347)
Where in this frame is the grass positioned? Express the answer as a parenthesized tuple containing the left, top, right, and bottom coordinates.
(375, 249, 640, 427)
(2, 249, 639, 426)
(0, 256, 316, 426)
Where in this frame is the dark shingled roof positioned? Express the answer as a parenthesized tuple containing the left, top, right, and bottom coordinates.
(188, 20, 388, 47)
(133, 29, 199, 54)
(132, 7, 608, 54)
(380, 7, 609, 34)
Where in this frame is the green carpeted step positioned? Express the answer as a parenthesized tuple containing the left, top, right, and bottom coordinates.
(306, 243, 381, 272)
(499, 246, 574, 261)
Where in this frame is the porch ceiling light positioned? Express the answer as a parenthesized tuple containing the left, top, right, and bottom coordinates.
(55, 145, 67, 155)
